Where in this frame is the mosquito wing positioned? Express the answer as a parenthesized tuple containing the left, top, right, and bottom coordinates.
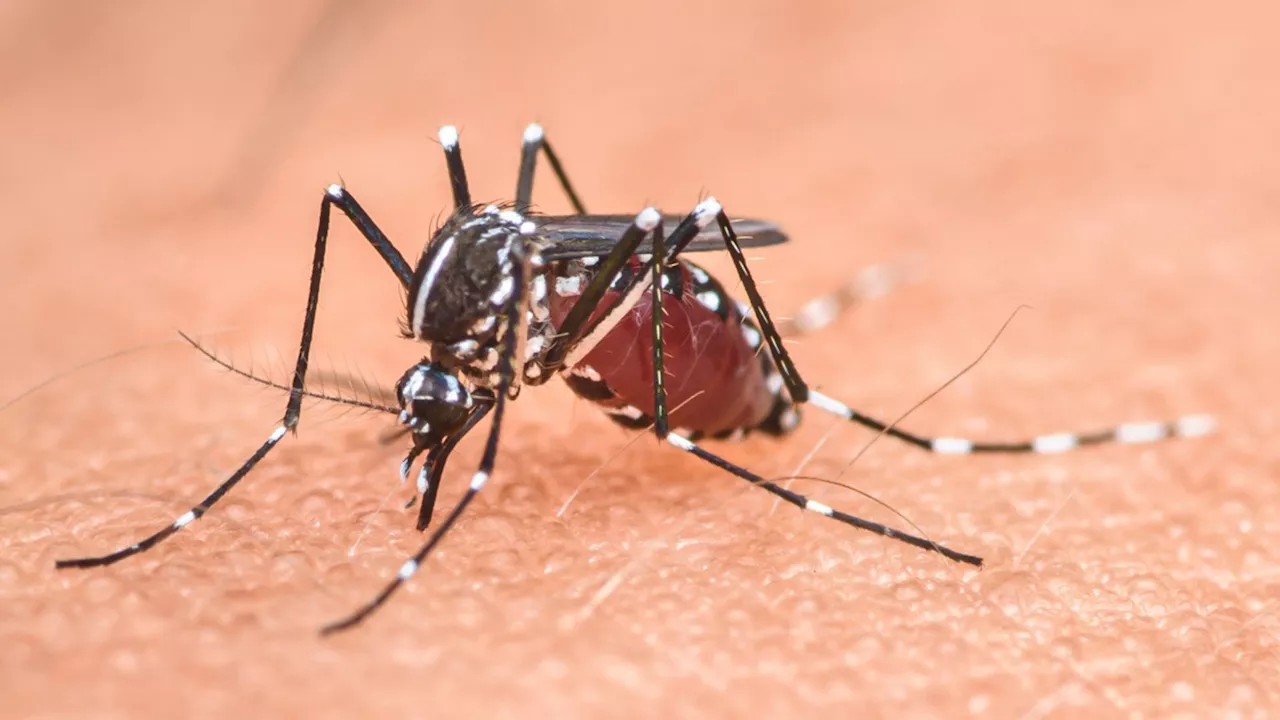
(535, 214, 788, 261)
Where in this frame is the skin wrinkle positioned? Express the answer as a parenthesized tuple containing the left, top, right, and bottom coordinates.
(1, 2, 1274, 718)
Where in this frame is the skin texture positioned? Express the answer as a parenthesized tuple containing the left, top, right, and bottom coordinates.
(1, 2, 1276, 717)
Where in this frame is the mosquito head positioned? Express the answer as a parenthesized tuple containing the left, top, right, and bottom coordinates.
(395, 362, 475, 444)
(405, 206, 535, 377)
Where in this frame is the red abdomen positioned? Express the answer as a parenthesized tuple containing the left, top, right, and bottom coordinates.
(547, 258, 778, 436)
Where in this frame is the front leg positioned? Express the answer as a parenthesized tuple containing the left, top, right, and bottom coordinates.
(320, 222, 533, 635)
(56, 184, 413, 568)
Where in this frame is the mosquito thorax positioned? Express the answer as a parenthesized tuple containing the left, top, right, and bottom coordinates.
(405, 205, 535, 383)
(394, 362, 474, 443)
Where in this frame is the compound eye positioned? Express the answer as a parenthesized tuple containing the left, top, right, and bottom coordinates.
(397, 363, 456, 405)
(395, 363, 474, 440)
(406, 395, 471, 442)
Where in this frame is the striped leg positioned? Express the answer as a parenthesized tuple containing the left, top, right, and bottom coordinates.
(807, 392, 1215, 455)
(664, 434, 982, 565)
(698, 197, 1215, 456)
(184, 328, 476, 529)
(513, 122, 587, 215)
(320, 388, 508, 635)
(319, 220, 531, 635)
(644, 200, 981, 565)
(776, 260, 917, 337)
(56, 184, 414, 570)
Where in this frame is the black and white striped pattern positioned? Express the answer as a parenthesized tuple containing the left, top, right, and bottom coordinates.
(56, 424, 290, 570)
(776, 260, 915, 337)
(56, 121, 1215, 639)
(805, 390, 1216, 454)
(663, 433, 981, 565)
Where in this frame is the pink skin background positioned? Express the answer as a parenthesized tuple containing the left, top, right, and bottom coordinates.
(1, 2, 1276, 717)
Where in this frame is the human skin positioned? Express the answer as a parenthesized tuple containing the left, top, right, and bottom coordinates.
(1, 2, 1276, 718)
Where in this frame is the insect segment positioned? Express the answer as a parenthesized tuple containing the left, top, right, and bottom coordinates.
(55, 124, 1215, 634)
(548, 252, 796, 441)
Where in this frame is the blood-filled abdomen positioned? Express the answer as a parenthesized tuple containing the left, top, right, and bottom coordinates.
(547, 257, 787, 437)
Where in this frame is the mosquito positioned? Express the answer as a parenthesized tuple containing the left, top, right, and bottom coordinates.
(55, 123, 1214, 634)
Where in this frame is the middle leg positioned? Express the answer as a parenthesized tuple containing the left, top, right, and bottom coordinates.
(643, 200, 982, 566)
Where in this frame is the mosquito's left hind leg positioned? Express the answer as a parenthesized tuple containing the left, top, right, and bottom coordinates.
(696, 196, 1214, 456)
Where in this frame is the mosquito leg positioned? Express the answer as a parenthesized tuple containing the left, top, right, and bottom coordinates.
(321, 388, 505, 635)
(639, 202, 978, 564)
(647, 218, 671, 435)
(320, 224, 531, 635)
(776, 260, 917, 337)
(438, 125, 472, 210)
(514, 123, 587, 215)
(693, 197, 1214, 455)
(413, 402, 493, 531)
(56, 185, 412, 569)
(663, 434, 982, 564)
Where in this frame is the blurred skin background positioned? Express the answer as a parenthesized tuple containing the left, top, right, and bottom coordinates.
(1, 2, 1276, 717)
